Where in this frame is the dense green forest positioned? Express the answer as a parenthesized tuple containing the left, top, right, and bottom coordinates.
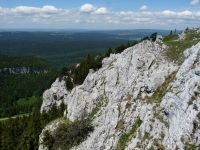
(0, 30, 169, 67)
(0, 56, 58, 117)
(0, 55, 51, 68)
(0, 103, 66, 150)
(0, 102, 95, 150)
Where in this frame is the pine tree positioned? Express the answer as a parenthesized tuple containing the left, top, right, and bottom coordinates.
(65, 77, 73, 90)
(42, 130, 53, 149)
(170, 30, 173, 35)
(150, 32, 157, 42)
(174, 29, 177, 34)
(105, 48, 113, 57)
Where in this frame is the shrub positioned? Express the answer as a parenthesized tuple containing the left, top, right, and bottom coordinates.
(42, 130, 53, 149)
(150, 32, 157, 42)
(185, 144, 197, 150)
(52, 119, 94, 150)
(65, 77, 73, 90)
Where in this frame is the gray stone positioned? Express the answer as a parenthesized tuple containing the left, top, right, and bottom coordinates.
(39, 32, 200, 150)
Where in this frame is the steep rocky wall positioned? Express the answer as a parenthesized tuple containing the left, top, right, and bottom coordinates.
(41, 77, 69, 112)
(0, 67, 48, 74)
(161, 42, 200, 149)
(40, 35, 200, 149)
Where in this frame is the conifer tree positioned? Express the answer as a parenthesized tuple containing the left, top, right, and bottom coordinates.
(65, 77, 73, 90)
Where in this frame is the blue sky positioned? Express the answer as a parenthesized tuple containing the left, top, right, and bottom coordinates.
(0, 0, 195, 10)
(0, 0, 199, 29)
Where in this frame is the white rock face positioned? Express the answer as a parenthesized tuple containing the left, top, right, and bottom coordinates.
(178, 32, 186, 41)
(161, 42, 200, 149)
(41, 77, 69, 112)
(40, 38, 200, 150)
(65, 40, 176, 121)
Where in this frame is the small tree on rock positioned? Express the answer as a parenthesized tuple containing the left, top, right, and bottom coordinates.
(65, 77, 73, 90)
(42, 130, 53, 149)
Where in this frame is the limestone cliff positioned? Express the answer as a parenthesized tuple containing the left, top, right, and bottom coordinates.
(40, 29, 200, 150)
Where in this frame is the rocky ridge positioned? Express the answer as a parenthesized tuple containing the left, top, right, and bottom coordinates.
(40, 29, 200, 150)
(0, 67, 48, 74)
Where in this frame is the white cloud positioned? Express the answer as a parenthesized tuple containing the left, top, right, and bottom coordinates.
(14, 6, 38, 14)
(191, 0, 199, 5)
(0, 5, 199, 29)
(140, 5, 148, 11)
(196, 11, 200, 16)
(13, 5, 59, 14)
(94, 7, 108, 14)
(162, 10, 176, 17)
(80, 3, 95, 13)
(177, 10, 192, 17)
(40, 5, 59, 13)
(161, 10, 193, 18)
(119, 11, 134, 16)
(141, 11, 152, 15)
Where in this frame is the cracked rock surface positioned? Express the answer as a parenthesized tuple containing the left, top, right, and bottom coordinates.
(40, 38, 200, 150)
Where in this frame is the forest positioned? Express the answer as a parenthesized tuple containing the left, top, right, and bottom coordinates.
(0, 103, 66, 150)
(0, 30, 169, 67)
(0, 56, 58, 117)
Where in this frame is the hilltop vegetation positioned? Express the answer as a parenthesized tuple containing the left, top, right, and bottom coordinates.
(163, 28, 200, 64)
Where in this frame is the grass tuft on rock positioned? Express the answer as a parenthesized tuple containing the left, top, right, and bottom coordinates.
(147, 71, 177, 103)
(116, 118, 142, 150)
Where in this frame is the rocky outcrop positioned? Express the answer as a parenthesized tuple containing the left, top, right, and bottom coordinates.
(0, 67, 48, 74)
(40, 34, 200, 149)
(41, 77, 69, 112)
(161, 42, 200, 149)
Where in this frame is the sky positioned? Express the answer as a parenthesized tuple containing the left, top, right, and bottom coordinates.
(0, 0, 200, 30)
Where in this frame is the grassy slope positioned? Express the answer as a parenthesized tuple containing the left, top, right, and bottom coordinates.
(163, 28, 200, 64)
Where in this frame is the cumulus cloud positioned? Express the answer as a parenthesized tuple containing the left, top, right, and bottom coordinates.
(0, 4, 200, 29)
(161, 10, 193, 18)
(13, 5, 60, 14)
(162, 10, 176, 17)
(80, 3, 95, 13)
(177, 10, 192, 17)
(94, 7, 108, 14)
(191, 0, 199, 5)
(140, 5, 148, 11)
(196, 11, 200, 17)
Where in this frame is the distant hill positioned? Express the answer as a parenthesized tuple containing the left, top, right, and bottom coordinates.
(0, 29, 170, 68)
